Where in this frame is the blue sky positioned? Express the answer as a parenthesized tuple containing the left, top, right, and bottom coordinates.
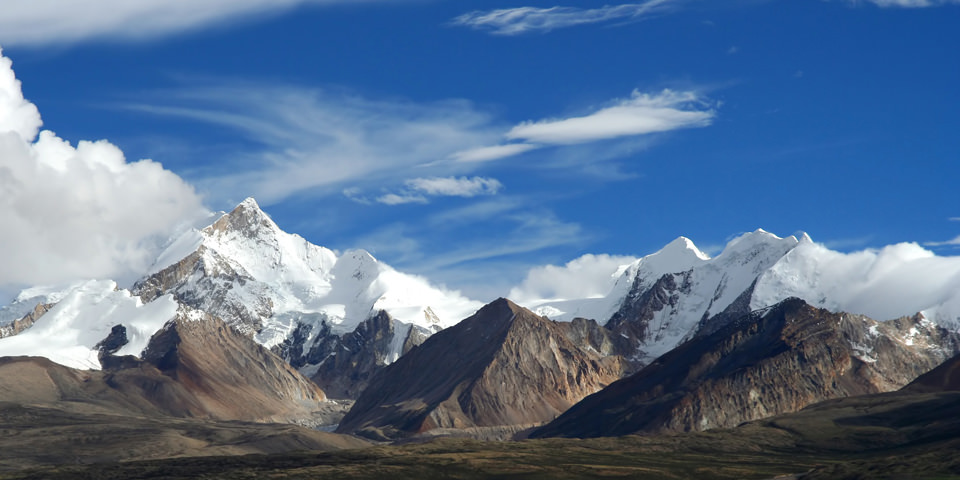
(1, 0, 958, 299)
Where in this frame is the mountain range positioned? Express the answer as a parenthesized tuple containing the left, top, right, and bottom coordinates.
(3, 197, 960, 469)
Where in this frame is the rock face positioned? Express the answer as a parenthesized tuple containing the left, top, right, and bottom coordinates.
(904, 351, 960, 393)
(337, 299, 624, 440)
(0, 306, 330, 426)
(117, 310, 329, 423)
(527, 231, 801, 369)
(131, 198, 480, 398)
(277, 310, 431, 399)
(0, 302, 52, 339)
(531, 298, 960, 438)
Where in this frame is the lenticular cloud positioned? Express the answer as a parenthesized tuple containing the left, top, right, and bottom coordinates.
(0, 49, 207, 289)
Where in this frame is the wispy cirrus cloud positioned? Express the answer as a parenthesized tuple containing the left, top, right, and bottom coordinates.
(451, 0, 682, 36)
(0, 0, 398, 47)
(922, 217, 960, 247)
(507, 89, 715, 144)
(132, 82, 716, 205)
(853, 0, 960, 6)
(926, 236, 960, 247)
(124, 82, 508, 208)
(450, 143, 541, 163)
(371, 176, 504, 205)
(451, 0, 959, 38)
(452, 88, 716, 163)
(354, 198, 591, 299)
(407, 176, 503, 197)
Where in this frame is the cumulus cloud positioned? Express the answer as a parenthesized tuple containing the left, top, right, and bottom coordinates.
(0, 50, 208, 289)
(451, 0, 681, 36)
(0, 0, 396, 46)
(755, 240, 960, 324)
(371, 176, 503, 206)
(508, 253, 639, 303)
(507, 89, 715, 145)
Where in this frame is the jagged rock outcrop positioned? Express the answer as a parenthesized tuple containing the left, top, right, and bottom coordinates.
(95, 324, 143, 370)
(0, 302, 53, 339)
(129, 198, 480, 399)
(337, 299, 624, 440)
(531, 298, 960, 438)
(605, 270, 694, 369)
(276, 310, 431, 399)
(134, 246, 269, 335)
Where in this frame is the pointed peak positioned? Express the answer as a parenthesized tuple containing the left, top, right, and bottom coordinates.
(204, 197, 277, 237)
(637, 236, 710, 274)
(662, 236, 710, 261)
(473, 297, 527, 320)
(229, 197, 269, 219)
(237, 197, 260, 210)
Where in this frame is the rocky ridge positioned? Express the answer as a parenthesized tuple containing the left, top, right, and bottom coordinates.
(130, 198, 480, 398)
(531, 297, 960, 438)
(337, 298, 624, 440)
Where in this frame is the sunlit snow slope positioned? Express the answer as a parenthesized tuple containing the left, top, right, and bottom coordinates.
(517, 230, 960, 363)
(137, 198, 482, 347)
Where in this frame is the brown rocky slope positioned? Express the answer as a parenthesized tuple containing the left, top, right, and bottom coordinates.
(337, 298, 623, 440)
(531, 297, 960, 438)
(0, 307, 331, 425)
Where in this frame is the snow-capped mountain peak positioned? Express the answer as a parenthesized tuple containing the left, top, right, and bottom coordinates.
(134, 198, 482, 360)
(638, 236, 711, 272)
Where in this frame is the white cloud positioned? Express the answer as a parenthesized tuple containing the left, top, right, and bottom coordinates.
(351, 199, 591, 300)
(756, 240, 960, 324)
(406, 176, 503, 197)
(127, 84, 507, 207)
(506, 89, 715, 145)
(450, 89, 714, 168)
(132, 82, 715, 205)
(451, 0, 960, 37)
(371, 176, 503, 206)
(508, 253, 639, 304)
(451, 143, 541, 163)
(451, 0, 682, 36)
(854, 0, 960, 6)
(0, 50, 208, 289)
(926, 235, 960, 247)
(0, 0, 393, 46)
(375, 193, 428, 205)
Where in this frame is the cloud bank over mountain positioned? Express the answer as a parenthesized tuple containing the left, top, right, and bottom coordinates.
(0, 50, 207, 289)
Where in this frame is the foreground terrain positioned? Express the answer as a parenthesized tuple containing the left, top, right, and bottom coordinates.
(3, 389, 959, 479)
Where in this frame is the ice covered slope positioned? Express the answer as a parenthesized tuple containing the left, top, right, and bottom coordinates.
(134, 198, 483, 348)
(520, 230, 799, 363)
(520, 229, 960, 366)
(0, 280, 178, 370)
